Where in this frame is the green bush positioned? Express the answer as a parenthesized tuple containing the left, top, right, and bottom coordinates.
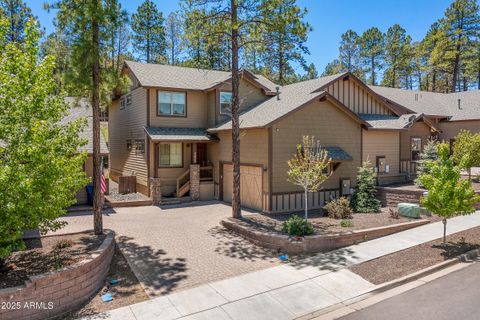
(340, 220, 354, 228)
(324, 197, 353, 219)
(282, 215, 314, 237)
(351, 161, 381, 213)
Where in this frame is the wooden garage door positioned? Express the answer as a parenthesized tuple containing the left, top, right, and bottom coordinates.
(223, 164, 263, 211)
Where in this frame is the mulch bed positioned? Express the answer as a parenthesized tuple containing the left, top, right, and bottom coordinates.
(0, 232, 105, 289)
(60, 246, 149, 319)
(242, 208, 441, 235)
(350, 226, 480, 285)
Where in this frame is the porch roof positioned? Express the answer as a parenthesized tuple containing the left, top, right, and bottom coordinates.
(322, 146, 353, 161)
(144, 127, 219, 142)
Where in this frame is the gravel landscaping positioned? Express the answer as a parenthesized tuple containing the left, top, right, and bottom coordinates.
(242, 208, 441, 235)
(0, 232, 105, 288)
(60, 246, 149, 319)
(350, 225, 480, 284)
(107, 183, 150, 202)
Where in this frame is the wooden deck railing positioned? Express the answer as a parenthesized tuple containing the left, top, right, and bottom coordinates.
(400, 159, 419, 174)
(200, 166, 213, 181)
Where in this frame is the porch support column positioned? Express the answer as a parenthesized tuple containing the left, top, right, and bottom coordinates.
(150, 177, 162, 205)
(190, 164, 200, 201)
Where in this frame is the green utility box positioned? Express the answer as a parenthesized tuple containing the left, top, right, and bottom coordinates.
(397, 202, 421, 218)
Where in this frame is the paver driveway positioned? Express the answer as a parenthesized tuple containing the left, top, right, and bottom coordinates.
(52, 201, 279, 296)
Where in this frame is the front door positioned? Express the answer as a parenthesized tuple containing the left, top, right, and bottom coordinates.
(196, 143, 207, 166)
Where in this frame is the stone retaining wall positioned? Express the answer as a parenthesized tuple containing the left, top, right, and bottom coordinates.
(221, 219, 429, 255)
(0, 231, 115, 320)
(376, 186, 424, 207)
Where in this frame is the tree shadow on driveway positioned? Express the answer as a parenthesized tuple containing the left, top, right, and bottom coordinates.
(116, 235, 188, 296)
(208, 226, 278, 263)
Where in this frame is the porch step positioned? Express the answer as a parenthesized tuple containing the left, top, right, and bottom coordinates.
(161, 196, 191, 205)
(177, 181, 190, 197)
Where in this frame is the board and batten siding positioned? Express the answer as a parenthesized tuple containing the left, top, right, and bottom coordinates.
(400, 121, 433, 160)
(326, 77, 394, 115)
(438, 120, 480, 141)
(362, 130, 402, 185)
(271, 99, 362, 193)
(109, 87, 148, 189)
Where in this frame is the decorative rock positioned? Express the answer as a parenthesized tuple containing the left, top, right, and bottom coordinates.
(190, 164, 200, 201)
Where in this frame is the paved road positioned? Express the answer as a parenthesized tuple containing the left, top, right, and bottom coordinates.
(340, 261, 480, 320)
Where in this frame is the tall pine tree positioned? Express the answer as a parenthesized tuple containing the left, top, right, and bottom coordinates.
(359, 27, 385, 85)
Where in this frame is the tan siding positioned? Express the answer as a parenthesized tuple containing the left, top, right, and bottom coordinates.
(149, 89, 208, 128)
(327, 78, 393, 115)
(400, 121, 433, 160)
(109, 87, 148, 187)
(362, 130, 400, 176)
(207, 91, 216, 128)
(438, 120, 480, 141)
(271, 99, 362, 193)
(208, 129, 269, 195)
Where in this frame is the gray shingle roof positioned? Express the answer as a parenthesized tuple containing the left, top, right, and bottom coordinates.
(144, 127, 219, 142)
(210, 72, 348, 131)
(322, 146, 353, 161)
(125, 60, 277, 92)
(370, 86, 480, 121)
(359, 113, 418, 130)
(63, 97, 109, 155)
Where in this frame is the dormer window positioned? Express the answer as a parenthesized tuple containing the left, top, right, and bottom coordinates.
(158, 91, 186, 116)
(220, 91, 232, 115)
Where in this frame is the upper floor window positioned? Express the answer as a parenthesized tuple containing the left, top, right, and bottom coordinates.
(220, 91, 232, 115)
(158, 91, 186, 116)
(126, 94, 132, 106)
(411, 137, 422, 161)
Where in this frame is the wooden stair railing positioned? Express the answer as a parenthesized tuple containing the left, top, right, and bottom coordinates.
(176, 169, 190, 197)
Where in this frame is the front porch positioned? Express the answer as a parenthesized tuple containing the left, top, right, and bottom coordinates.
(145, 127, 218, 205)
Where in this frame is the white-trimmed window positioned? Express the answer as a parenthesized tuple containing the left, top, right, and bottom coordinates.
(158, 91, 186, 116)
(220, 91, 232, 115)
(159, 143, 182, 167)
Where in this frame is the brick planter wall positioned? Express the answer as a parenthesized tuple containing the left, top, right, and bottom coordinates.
(221, 219, 430, 255)
(376, 186, 425, 207)
(0, 231, 115, 320)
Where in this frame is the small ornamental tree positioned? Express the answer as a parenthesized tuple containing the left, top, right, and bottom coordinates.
(287, 136, 331, 220)
(419, 143, 480, 244)
(0, 19, 89, 261)
(452, 130, 480, 180)
(415, 139, 438, 187)
(352, 161, 381, 213)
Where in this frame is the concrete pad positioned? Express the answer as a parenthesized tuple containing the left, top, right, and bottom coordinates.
(167, 284, 228, 315)
(81, 306, 137, 320)
(242, 265, 309, 289)
(209, 273, 271, 301)
(180, 307, 231, 320)
(269, 280, 341, 317)
(130, 296, 181, 320)
(222, 292, 295, 320)
(313, 269, 375, 301)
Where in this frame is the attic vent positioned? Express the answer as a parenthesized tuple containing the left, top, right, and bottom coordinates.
(276, 86, 280, 100)
(408, 115, 416, 123)
(458, 98, 462, 110)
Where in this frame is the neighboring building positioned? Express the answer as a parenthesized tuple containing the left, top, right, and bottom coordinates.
(109, 61, 480, 212)
(63, 97, 109, 205)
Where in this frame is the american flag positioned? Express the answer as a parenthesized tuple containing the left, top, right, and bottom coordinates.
(100, 158, 107, 194)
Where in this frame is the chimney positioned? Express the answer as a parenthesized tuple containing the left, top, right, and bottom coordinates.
(276, 86, 280, 100)
(458, 98, 462, 110)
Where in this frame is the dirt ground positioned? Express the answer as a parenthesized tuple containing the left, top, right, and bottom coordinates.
(60, 246, 149, 319)
(243, 208, 440, 235)
(0, 232, 105, 288)
(350, 226, 480, 284)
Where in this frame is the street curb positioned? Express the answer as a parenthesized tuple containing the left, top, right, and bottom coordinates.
(298, 247, 480, 320)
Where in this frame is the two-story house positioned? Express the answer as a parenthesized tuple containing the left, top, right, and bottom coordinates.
(109, 61, 480, 213)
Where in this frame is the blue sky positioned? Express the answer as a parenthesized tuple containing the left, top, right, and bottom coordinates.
(28, 0, 457, 73)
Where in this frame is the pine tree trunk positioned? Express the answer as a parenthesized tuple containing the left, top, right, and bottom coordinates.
(451, 49, 460, 93)
(231, 0, 241, 219)
(92, 0, 103, 235)
(371, 56, 375, 85)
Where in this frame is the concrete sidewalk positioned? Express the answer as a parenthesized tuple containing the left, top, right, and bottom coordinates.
(80, 211, 480, 320)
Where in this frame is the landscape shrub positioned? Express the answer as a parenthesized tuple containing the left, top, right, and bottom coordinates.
(340, 220, 353, 228)
(324, 197, 353, 219)
(351, 161, 381, 213)
(282, 215, 314, 237)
